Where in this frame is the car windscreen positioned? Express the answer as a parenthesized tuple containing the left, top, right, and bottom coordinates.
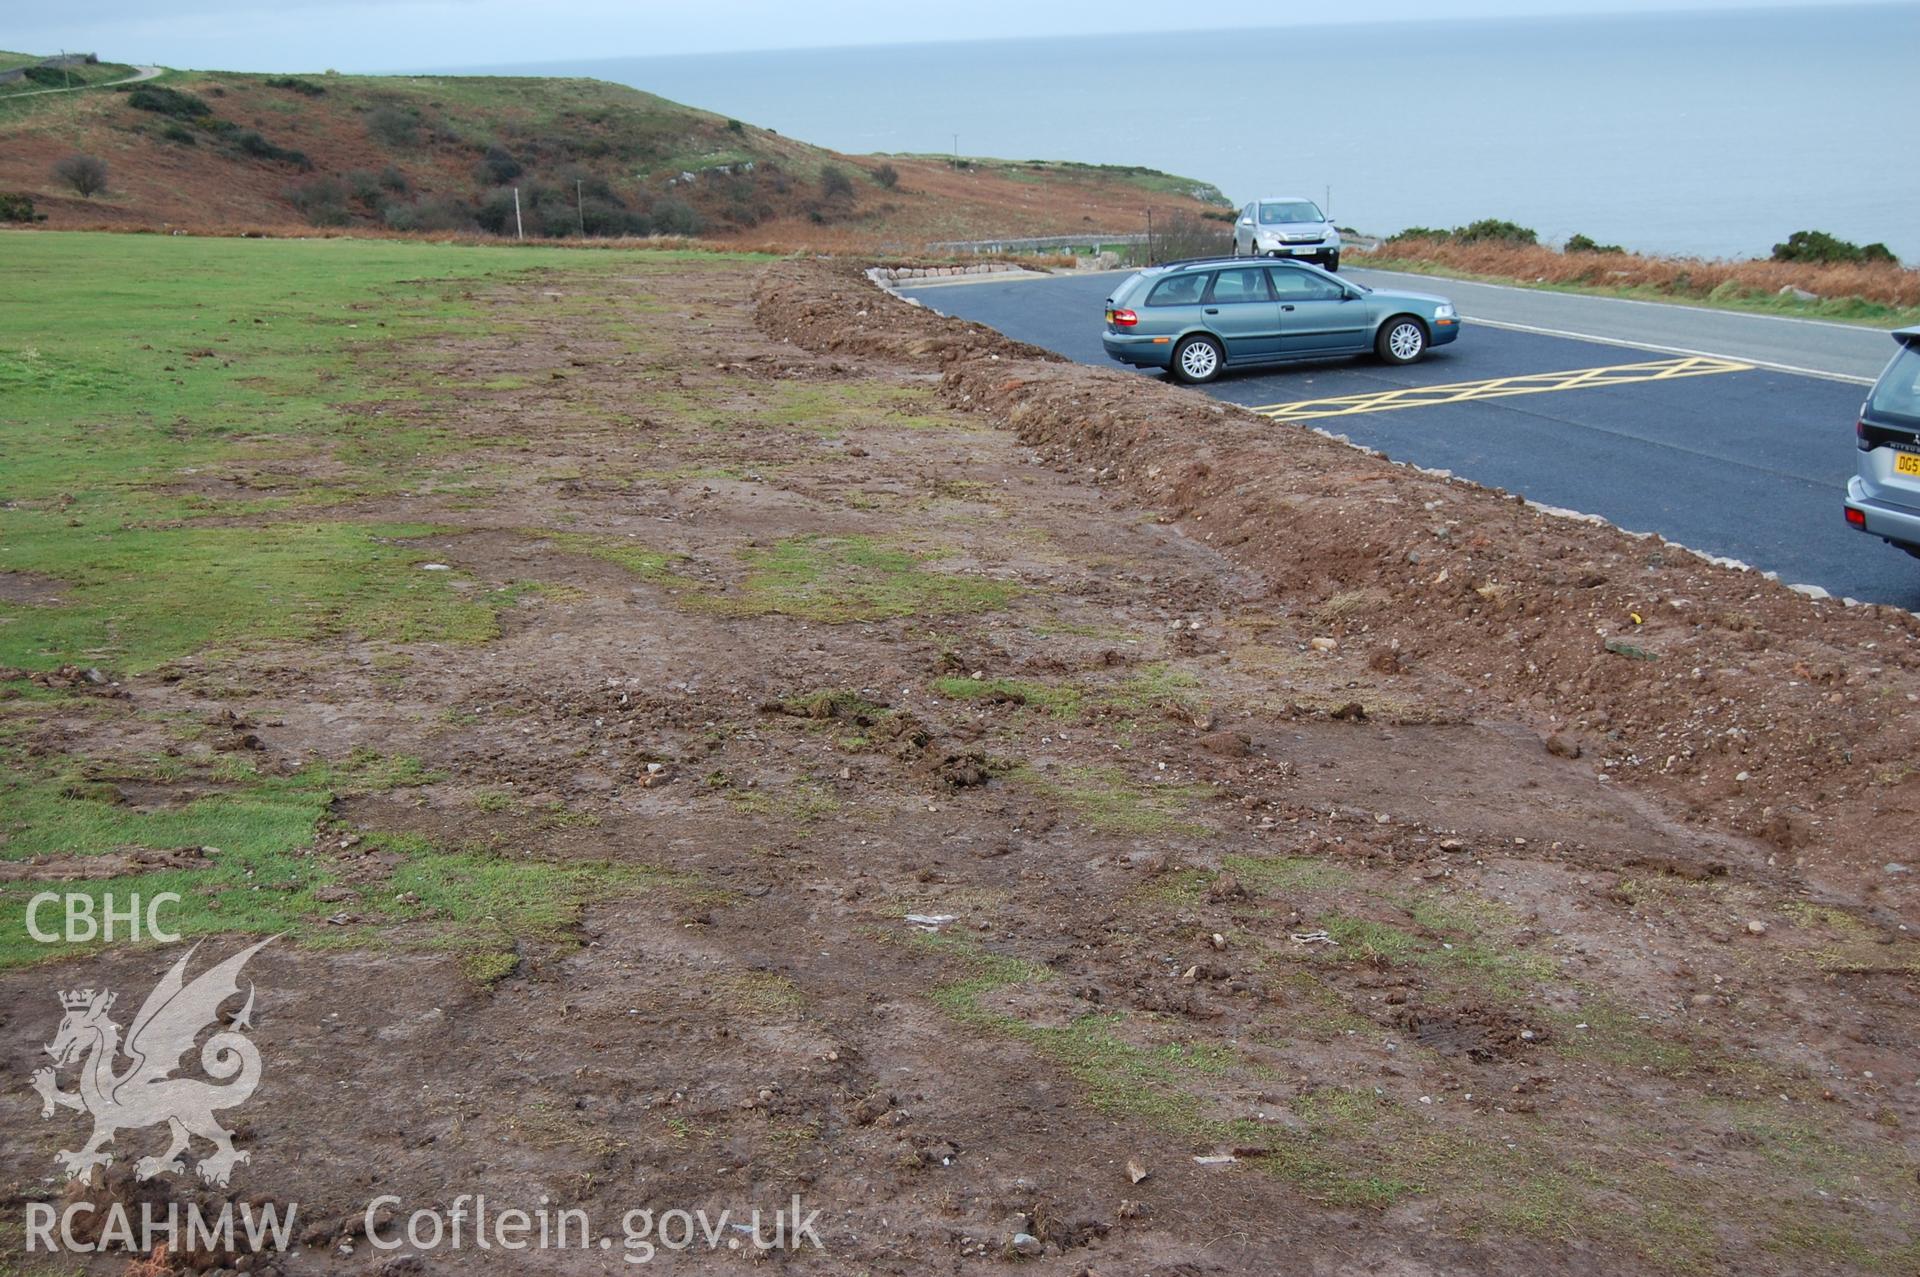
(1259, 201, 1322, 225)
(1868, 343, 1920, 427)
(1145, 273, 1209, 306)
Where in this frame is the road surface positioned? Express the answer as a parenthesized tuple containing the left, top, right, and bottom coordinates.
(895, 268, 1916, 609)
(1, 64, 162, 99)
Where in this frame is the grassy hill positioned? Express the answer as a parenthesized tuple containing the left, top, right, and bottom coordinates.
(0, 61, 1229, 247)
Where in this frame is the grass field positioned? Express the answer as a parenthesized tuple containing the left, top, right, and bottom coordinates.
(0, 232, 750, 672)
(0, 232, 750, 972)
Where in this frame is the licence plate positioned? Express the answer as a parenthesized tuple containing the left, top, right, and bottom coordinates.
(1897, 452, 1920, 476)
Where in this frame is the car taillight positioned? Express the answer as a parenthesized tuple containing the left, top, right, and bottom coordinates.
(1111, 308, 1138, 328)
(1846, 506, 1867, 528)
(1857, 419, 1870, 450)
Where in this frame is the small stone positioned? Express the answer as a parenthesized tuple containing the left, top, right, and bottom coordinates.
(1309, 637, 1338, 653)
(1746, 920, 1768, 936)
(1195, 730, 1252, 758)
(1126, 1157, 1149, 1184)
(1545, 733, 1581, 759)
(1010, 1233, 1044, 1258)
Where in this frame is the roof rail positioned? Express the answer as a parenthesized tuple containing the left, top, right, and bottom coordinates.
(1145, 254, 1245, 270)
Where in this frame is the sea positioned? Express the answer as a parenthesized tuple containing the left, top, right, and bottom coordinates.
(430, 3, 1920, 261)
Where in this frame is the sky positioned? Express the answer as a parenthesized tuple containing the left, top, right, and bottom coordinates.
(7, 0, 1890, 72)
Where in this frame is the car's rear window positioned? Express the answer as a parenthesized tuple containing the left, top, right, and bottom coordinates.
(1146, 273, 1209, 306)
(1868, 343, 1920, 427)
(1259, 201, 1322, 225)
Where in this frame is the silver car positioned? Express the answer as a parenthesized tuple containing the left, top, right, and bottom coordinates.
(1845, 326, 1920, 558)
(1233, 197, 1342, 271)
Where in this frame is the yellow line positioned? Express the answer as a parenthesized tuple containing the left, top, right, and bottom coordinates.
(1251, 356, 1753, 423)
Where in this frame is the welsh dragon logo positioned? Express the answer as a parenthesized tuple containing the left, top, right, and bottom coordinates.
(31, 938, 275, 1187)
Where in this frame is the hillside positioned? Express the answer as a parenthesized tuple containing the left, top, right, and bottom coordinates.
(0, 61, 1229, 246)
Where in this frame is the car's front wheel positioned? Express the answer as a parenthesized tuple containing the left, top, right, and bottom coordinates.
(1322, 252, 1341, 272)
(1376, 316, 1428, 365)
(1171, 334, 1224, 384)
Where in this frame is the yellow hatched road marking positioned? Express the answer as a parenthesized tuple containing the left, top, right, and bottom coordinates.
(1251, 356, 1754, 423)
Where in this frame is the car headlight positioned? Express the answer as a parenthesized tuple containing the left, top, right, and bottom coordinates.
(1434, 303, 1455, 319)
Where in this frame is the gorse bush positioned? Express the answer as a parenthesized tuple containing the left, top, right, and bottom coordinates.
(872, 162, 899, 189)
(264, 75, 326, 97)
(1455, 218, 1538, 245)
(1390, 218, 1539, 246)
(226, 128, 311, 169)
(287, 176, 350, 226)
(365, 105, 421, 147)
(819, 165, 855, 201)
(382, 195, 475, 232)
(0, 193, 45, 222)
(1565, 233, 1625, 254)
(125, 85, 211, 119)
(1772, 229, 1898, 266)
(476, 144, 522, 185)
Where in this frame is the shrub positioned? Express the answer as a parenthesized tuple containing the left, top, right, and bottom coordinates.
(382, 196, 474, 233)
(1455, 218, 1537, 245)
(51, 154, 108, 198)
(0, 193, 46, 223)
(228, 129, 311, 169)
(365, 105, 420, 148)
(344, 169, 387, 210)
(264, 75, 326, 97)
(1565, 233, 1624, 254)
(378, 165, 410, 193)
(288, 176, 351, 226)
(126, 85, 210, 119)
(819, 165, 854, 201)
(648, 195, 703, 236)
(1390, 225, 1454, 242)
(1129, 211, 1232, 265)
(476, 144, 522, 185)
(23, 66, 67, 86)
(872, 162, 899, 189)
(474, 188, 522, 237)
(161, 122, 197, 145)
(725, 118, 744, 133)
(1772, 229, 1899, 266)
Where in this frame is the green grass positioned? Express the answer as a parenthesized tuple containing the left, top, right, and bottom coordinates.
(0, 233, 748, 671)
(0, 729, 670, 974)
(1016, 764, 1212, 834)
(930, 674, 1081, 717)
(695, 535, 1016, 624)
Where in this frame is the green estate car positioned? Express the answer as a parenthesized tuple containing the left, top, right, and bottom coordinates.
(1101, 257, 1460, 384)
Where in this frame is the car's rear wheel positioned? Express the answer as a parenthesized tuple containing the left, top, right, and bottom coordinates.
(1171, 334, 1224, 384)
(1376, 316, 1428, 365)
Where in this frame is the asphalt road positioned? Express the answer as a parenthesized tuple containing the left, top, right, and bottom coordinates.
(896, 268, 1920, 610)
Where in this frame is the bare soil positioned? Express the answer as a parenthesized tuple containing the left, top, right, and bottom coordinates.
(4, 256, 1916, 1275)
